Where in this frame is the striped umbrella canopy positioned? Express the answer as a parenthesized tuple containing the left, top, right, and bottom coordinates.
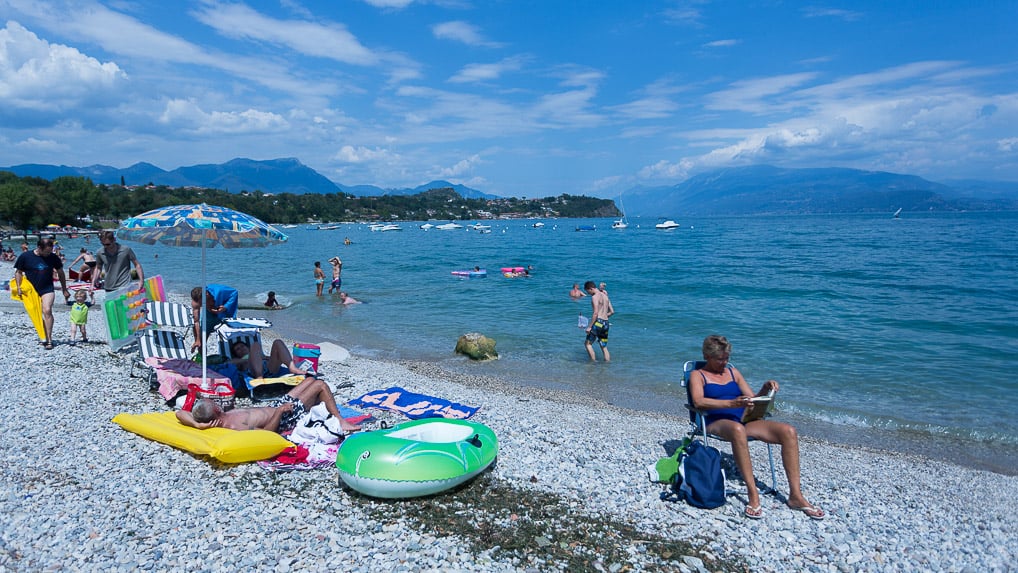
(118, 203, 288, 384)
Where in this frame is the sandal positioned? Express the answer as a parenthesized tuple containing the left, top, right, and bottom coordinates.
(745, 505, 764, 520)
(44, 341, 54, 350)
(790, 505, 825, 520)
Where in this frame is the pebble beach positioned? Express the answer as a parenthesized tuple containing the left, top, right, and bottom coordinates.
(1, 266, 1016, 572)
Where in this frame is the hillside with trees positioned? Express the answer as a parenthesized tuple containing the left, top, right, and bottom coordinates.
(0, 172, 618, 231)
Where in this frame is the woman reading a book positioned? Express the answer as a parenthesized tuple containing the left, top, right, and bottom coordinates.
(689, 334, 825, 521)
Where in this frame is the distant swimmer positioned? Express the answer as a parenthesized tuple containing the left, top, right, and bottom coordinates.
(339, 291, 361, 305)
(344, 237, 352, 245)
(570, 283, 587, 298)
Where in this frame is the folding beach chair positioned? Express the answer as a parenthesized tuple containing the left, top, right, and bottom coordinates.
(681, 360, 778, 495)
(130, 302, 195, 387)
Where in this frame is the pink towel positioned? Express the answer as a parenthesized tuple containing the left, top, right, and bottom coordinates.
(146, 357, 231, 401)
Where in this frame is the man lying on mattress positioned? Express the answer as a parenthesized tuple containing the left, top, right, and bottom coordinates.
(176, 376, 361, 434)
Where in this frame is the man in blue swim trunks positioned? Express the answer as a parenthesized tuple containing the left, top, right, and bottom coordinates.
(176, 375, 361, 433)
(583, 280, 613, 362)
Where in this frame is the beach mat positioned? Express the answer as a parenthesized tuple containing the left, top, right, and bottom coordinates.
(348, 386, 479, 420)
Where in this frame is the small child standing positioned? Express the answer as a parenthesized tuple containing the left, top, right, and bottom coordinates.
(68, 289, 95, 343)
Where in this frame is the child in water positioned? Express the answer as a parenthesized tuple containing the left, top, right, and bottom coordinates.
(68, 288, 94, 343)
(264, 291, 282, 309)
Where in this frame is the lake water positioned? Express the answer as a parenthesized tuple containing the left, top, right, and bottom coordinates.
(93, 212, 1018, 474)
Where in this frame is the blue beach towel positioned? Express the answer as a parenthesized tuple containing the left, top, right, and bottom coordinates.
(347, 386, 480, 420)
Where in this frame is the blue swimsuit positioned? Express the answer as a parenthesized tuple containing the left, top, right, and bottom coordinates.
(700, 367, 744, 425)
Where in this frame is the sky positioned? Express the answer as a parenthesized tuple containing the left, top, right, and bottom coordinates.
(1, 1, 1016, 198)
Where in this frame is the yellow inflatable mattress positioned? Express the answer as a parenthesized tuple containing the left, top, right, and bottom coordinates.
(112, 411, 292, 463)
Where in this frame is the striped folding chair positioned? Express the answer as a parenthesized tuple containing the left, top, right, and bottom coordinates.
(129, 302, 194, 385)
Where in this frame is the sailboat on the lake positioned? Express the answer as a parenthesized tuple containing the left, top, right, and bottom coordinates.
(612, 194, 629, 229)
(893, 207, 902, 219)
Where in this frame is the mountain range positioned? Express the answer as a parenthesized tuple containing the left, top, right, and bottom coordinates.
(3, 158, 1017, 215)
(0, 157, 496, 200)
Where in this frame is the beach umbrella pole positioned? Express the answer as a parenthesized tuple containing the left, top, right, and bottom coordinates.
(201, 230, 207, 387)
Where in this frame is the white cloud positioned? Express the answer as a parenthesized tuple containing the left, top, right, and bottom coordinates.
(2, 1, 338, 98)
(0, 21, 126, 110)
(333, 145, 398, 164)
(159, 99, 289, 134)
(448, 57, 525, 83)
(801, 7, 864, 22)
(191, 3, 378, 66)
(705, 72, 818, 113)
(436, 154, 482, 177)
(703, 39, 739, 48)
(613, 79, 685, 120)
(999, 138, 1018, 152)
(432, 21, 501, 47)
(362, 0, 415, 8)
(15, 137, 68, 151)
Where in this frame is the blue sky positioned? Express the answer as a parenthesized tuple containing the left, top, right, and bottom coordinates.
(1, 1, 1016, 198)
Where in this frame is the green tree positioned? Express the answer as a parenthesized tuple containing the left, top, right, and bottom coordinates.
(0, 179, 38, 230)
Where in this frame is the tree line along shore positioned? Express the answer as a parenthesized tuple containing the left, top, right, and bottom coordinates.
(0, 171, 620, 231)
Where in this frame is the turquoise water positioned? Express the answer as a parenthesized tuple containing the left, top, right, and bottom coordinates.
(98, 212, 1018, 473)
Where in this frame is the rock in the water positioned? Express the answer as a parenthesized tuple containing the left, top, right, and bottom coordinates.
(455, 332, 498, 360)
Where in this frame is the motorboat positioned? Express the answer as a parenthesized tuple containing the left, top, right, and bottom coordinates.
(370, 223, 402, 232)
(575, 225, 596, 232)
(435, 222, 463, 230)
(532, 222, 545, 228)
(419, 223, 435, 230)
(655, 220, 680, 230)
(470, 223, 492, 231)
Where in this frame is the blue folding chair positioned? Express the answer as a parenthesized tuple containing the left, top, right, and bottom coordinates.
(681, 360, 778, 495)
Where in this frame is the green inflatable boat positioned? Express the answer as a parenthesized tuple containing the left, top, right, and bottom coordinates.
(336, 418, 498, 498)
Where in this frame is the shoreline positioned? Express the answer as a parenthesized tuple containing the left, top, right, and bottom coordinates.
(261, 304, 1018, 478)
(1, 273, 1016, 570)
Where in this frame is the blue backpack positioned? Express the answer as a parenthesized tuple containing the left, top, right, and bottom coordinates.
(673, 440, 726, 509)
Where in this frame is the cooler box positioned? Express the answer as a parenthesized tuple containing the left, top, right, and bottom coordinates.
(293, 343, 321, 372)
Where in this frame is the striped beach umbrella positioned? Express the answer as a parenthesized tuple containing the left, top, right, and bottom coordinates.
(118, 203, 288, 384)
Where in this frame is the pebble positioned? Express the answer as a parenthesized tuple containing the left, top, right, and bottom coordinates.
(0, 266, 1016, 571)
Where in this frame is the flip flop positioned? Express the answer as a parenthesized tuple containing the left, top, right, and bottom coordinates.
(745, 505, 764, 520)
(790, 505, 825, 520)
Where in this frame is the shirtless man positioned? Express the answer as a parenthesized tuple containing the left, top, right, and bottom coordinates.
(583, 280, 612, 362)
(569, 283, 587, 298)
(176, 376, 361, 433)
(338, 291, 361, 305)
(327, 256, 343, 294)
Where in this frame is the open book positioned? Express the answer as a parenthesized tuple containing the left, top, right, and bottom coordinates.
(741, 388, 776, 423)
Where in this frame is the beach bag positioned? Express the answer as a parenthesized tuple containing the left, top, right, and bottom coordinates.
(673, 440, 726, 509)
(182, 381, 236, 412)
(293, 343, 321, 373)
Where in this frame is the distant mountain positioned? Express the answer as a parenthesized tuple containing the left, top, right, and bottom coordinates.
(622, 165, 1018, 216)
(0, 158, 498, 199)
